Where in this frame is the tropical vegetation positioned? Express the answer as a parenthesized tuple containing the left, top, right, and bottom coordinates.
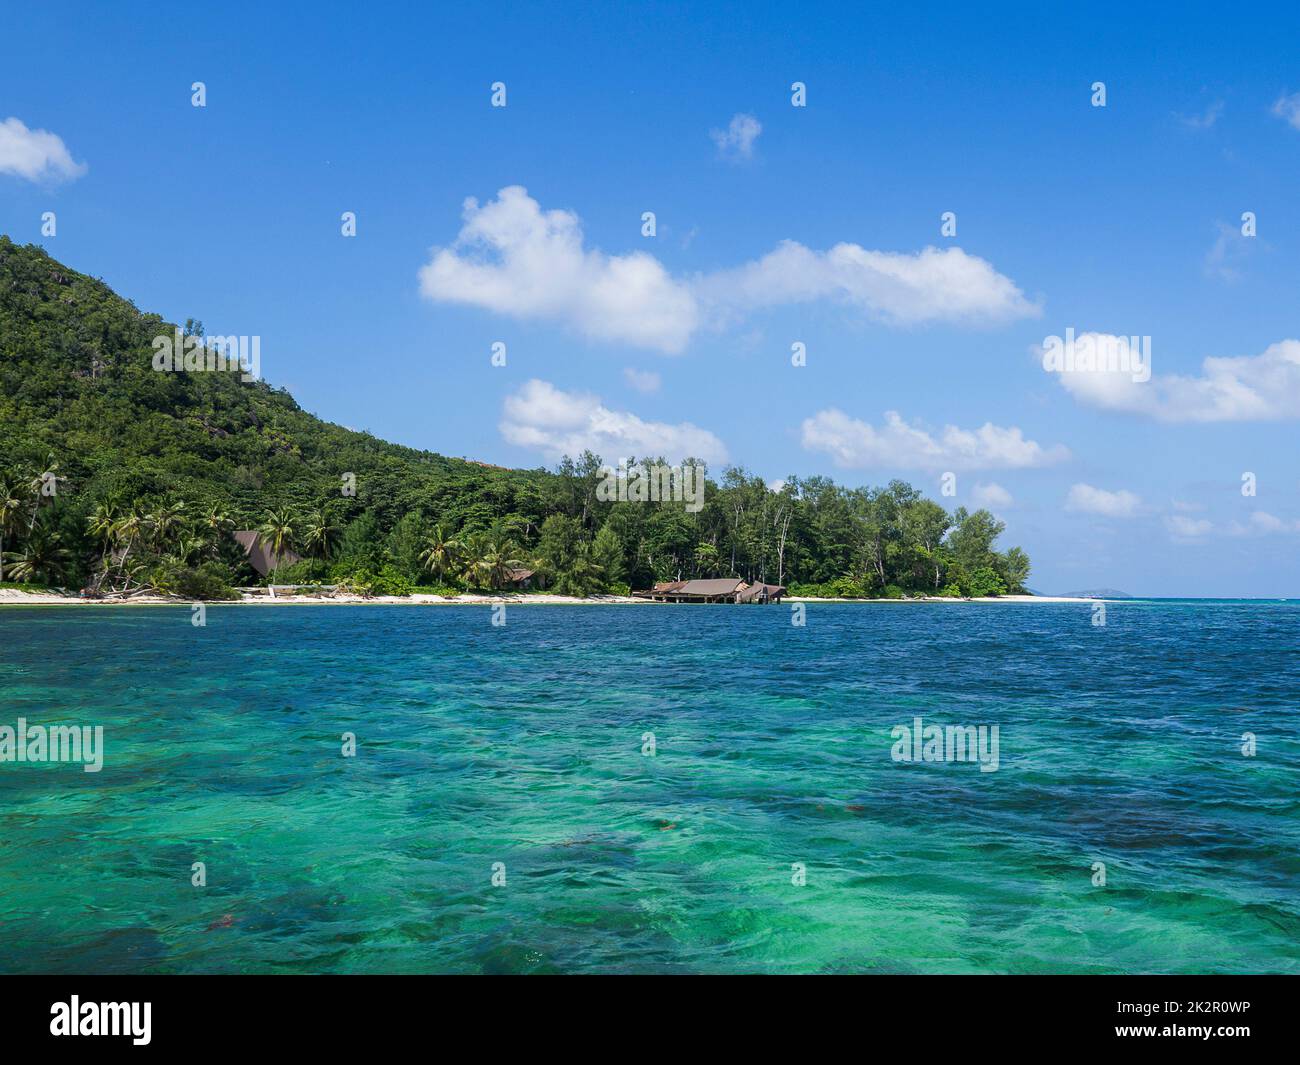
(0, 237, 1030, 599)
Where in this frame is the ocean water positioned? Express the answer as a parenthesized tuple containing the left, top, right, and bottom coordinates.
(1, 600, 1297, 974)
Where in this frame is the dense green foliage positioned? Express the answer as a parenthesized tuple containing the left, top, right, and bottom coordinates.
(0, 237, 1030, 597)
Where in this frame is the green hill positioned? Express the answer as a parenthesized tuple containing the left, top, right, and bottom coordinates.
(0, 236, 547, 531)
(0, 237, 1030, 598)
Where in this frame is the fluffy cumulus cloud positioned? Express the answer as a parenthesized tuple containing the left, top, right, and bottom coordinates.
(1065, 483, 1142, 518)
(0, 117, 86, 183)
(1227, 511, 1300, 536)
(500, 379, 727, 465)
(700, 240, 1039, 327)
(800, 409, 1067, 472)
(710, 112, 762, 161)
(1045, 334, 1300, 422)
(971, 482, 1013, 509)
(419, 187, 699, 353)
(1166, 514, 1213, 539)
(419, 187, 1039, 353)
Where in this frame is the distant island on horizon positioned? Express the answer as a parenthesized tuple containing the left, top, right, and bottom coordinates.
(1051, 588, 1135, 599)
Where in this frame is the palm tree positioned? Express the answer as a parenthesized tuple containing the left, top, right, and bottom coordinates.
(25, 456, 64, 534)
(116, 555, 149, 594)
(693, 542, 720, 578)
(482, 535, 524, 591)
(0, 474, 25, 581)
(105, 505, 147, 590)
(459, 532, 491, 589)
(301, 503, 339, 561)
(557, 541, 603, 597)
(87, 500, 120, 550)
(198, 503, 234, 548)
(145, 499, 188, 552)
(172, 534, 209, 566)
(259, 507, 298, 585)
(418, 523, 460, 583)
(3, 520, 72, 585)
(85, 500, 122, 591)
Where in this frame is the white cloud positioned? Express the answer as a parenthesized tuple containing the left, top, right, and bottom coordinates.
(1272, 92, 1300, 130)
(1177, 100, 1223, 130)
(1065, 483, 1142, 518)
(971, 482, 1013, 509)
(0, 117, 86, 184)
(710, 113, 762, 161)
(1227, 511, 1300, 536)
(622, 368, 661, 394)
(1046, 334, 1300, 422)
(701, 239, 1039, 326)
(1167, 514, 1213, 539)
(500, 379, 727, 465)
(418, 187, 1039, 353)
(1204, 221, 1255, 281)
(800, 409, 1068, 472)
(1249, 511, 1288, 533)
(1163, 510, 1300, 540)
(418, 186, 699, 353)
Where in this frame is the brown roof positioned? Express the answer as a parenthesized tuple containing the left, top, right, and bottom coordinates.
(674, 579, 747, 597)
(234, 530, 301, 577)
(652, 580, 687, 592)
(506, 568, 535, 583)
(737, 582, 787, 602)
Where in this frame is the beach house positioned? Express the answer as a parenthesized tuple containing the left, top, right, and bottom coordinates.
(233, 530, 301, 578)
(635, 578, 786, 603)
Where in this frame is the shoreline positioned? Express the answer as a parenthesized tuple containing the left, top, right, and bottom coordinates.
(0, 589, 1096, 607)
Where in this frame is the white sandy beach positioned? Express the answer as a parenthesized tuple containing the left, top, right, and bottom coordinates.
(0, 588, 1095, 606)
(0, 588, 646, 606)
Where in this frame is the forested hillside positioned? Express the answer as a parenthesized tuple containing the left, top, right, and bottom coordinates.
(0, 237, 1030, 598)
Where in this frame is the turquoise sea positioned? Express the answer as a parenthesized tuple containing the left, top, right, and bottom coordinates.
(1, 600, 1297, 974)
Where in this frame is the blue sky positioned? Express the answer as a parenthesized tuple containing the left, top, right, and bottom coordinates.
(4, 1, 1300, 595)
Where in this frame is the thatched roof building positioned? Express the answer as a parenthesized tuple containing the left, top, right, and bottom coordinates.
(736, 582, 787, 603)
(234, 530, 301, 578)
(505, 567, 536, 589)
(635, 578, 786, 603)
